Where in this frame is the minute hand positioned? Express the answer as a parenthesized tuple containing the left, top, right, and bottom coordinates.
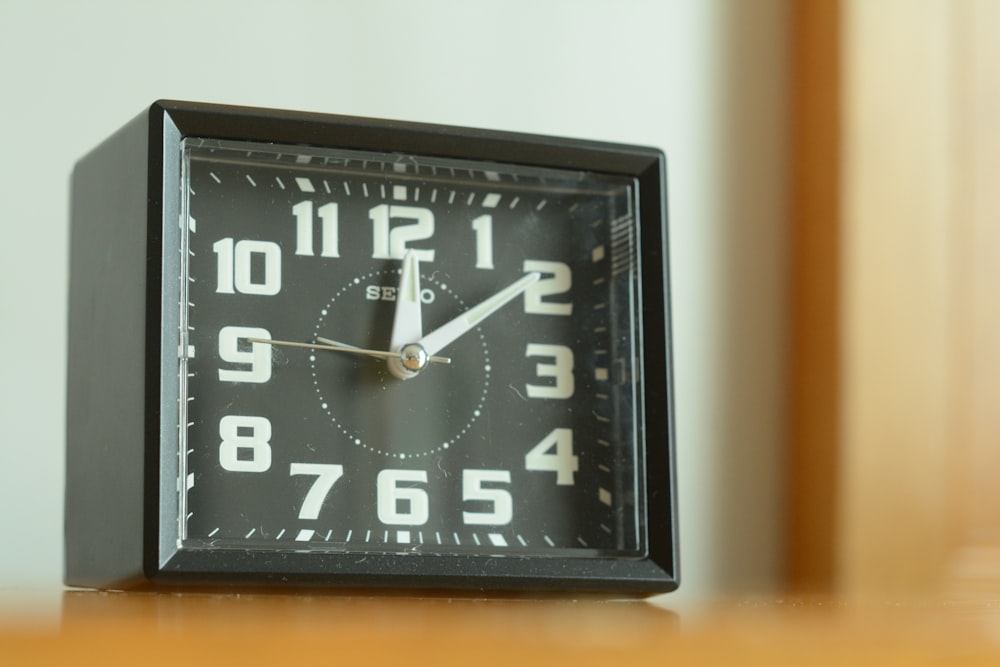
(416, 272, 541, 357)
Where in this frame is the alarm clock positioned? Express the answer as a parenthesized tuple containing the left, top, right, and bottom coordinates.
(65, 100, 678, 594)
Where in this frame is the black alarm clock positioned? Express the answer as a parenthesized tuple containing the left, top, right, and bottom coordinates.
(65, 100, 678, 594)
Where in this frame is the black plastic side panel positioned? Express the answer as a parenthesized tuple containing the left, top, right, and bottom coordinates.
(637, 154, 679, 583)
(65, 109, 153, 588)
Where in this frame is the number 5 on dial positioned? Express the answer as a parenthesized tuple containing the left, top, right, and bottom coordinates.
(462, 470, 512, 525)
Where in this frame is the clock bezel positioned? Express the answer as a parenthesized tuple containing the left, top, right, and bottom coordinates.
(124, 100, 675, 594)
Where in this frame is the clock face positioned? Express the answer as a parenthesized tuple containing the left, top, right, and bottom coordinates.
(178, 138, 647, 558)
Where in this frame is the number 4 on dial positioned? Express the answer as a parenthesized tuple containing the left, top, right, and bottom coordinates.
(525, 428, 578, 485)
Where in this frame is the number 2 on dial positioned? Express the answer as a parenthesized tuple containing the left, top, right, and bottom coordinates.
(523, 260, 572, 315)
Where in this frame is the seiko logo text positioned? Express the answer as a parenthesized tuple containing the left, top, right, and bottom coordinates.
(365, 285, 436, 304)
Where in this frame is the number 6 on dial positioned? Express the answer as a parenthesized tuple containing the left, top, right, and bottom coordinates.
(377, 469, 430, 525)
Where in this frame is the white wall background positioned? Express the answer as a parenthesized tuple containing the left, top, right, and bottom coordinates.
(0, 0, 788, 600)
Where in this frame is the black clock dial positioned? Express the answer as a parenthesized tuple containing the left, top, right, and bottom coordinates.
(179, 138, 645, 557)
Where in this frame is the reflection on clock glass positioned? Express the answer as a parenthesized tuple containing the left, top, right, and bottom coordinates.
(177, 138, 647, 558)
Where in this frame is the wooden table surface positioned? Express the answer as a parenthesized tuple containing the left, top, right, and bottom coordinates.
(4, 589, 1000, 665)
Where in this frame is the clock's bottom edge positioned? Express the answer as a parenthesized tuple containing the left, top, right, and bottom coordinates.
(64, 554, 679, 597)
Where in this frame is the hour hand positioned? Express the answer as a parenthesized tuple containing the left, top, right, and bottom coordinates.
(416, 272, 540, 358)
(387, 250, 424, 379)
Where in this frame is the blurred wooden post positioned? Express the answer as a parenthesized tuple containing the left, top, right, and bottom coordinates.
(839, 0, 957, 595)
(787, 0, 842, 593)
(943, 0, 1000, 593)
(791, 0, 1000, 596)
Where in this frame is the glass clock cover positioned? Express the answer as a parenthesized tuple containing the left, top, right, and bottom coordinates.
(180, 139, 644, 557)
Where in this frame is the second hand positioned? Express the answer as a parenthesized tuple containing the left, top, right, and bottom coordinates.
(246, 338, 452, 365)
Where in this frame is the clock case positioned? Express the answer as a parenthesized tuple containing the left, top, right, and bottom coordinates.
(66, 100, 678, 595)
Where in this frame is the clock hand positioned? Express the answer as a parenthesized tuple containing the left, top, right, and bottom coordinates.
(415, 272, 541, 359)
(316, 336, 380, 359)
(315, 336, 387, 362)
(387, 250, 424, 379)
(246, 338, 451, 365)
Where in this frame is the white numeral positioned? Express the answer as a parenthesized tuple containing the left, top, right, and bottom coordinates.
(290, 462, 344, 520)
(292, 200, 340, 257)
(377, 469, 429, 525)
(218, 326, 271, 383)
(525, 428, 578, 485)
(471, 214, 494, 269)
(523, 260, 572, 315)
(219, 415, 272, 472)
(525, 344, 574, 399)
(462, 469, 513, 525)
(213, 238, 281, 295)
(370, 204, 435, 262)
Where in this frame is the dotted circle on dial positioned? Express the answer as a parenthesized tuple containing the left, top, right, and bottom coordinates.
(309, 268, 490, 459)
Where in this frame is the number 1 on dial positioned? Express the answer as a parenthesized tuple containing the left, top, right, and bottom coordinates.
(471, 214, 494, 269)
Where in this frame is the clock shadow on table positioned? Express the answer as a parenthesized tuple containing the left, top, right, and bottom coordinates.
(59, 588, 679, 646)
